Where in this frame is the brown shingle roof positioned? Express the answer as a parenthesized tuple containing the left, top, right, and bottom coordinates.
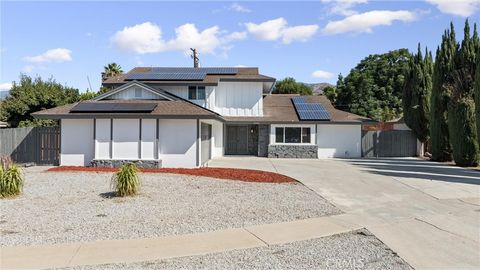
(223, 94, 371, 123)
(102, 67, 275, 86)
(32, 99, 219, 119)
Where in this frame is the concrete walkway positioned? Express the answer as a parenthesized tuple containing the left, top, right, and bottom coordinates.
(208, 157, 480, 270)
(1, 216, 361, 269)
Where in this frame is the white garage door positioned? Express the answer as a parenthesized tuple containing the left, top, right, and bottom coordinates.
(316, 124, 361, 158)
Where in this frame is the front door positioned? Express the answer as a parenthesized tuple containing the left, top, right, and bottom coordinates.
(226, 125, 248, 155)
(200, 123, 212, 165)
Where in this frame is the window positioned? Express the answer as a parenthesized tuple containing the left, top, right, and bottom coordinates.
(134, 88, 142, 98)
(275, 127, 311, 144)
(188, 86, 206, 100)
(275, 127, 284, 143)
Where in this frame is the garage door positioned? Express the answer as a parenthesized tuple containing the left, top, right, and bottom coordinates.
(200, 123, 212, 165)
(316, 124, 361, 158)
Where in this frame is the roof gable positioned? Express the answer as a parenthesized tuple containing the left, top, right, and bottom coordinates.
(94, 81, 176, 101)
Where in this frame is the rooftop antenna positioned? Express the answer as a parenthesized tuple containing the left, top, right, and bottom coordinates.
(190, 48, 199, 68)
(87, 76, 93, 92)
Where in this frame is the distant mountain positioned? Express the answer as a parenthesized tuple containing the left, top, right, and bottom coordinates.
(302, 82, 334, 95)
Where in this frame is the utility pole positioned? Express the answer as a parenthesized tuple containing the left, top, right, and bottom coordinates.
(190, 48, 199, 68)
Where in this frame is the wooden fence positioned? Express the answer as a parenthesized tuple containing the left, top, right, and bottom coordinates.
(362, 130, 418, 158)
(0, 127, 60, 165)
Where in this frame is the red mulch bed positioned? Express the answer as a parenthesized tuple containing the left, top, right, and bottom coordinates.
(47, 166, 297, 183)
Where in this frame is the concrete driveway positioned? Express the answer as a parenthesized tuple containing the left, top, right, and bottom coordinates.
(208, 157, 480, 270)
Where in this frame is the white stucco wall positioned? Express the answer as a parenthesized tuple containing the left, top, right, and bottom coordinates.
(61, 119, 94, 166)
(158, 119, 197, 167)
(112, 119, 139, 159)
(95, 119, 111, 159)
(316, 124, 361, 158)
(141, 119, 156, 159)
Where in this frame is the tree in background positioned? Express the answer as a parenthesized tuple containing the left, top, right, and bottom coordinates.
(103, 63, 123, 79)
(322, 85, 337, 103)
(445, 20, 479, 166)
(0, 75, 80, 127)
(274, 77, 312, 95)
(475, 48, 480, 145)
(430, 24, 457, 161)
(335, 49, 411, 121)
(402, 44, 433, 143)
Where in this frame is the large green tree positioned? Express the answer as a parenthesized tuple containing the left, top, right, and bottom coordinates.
(0, 75, 80, 127)
(103, 63, 123, 78)
(446, 20, 479, 166)
(430, 24, 457, 161)
(475, 48, 480, 145)
(335, 49, 411, 121)
(274, 77, 312, 95)
(403, 44, 433, 143)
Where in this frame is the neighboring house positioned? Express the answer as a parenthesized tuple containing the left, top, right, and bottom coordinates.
(33, 67, 371, 168)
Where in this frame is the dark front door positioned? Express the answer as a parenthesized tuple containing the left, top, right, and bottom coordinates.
(226, 125, 248, 155)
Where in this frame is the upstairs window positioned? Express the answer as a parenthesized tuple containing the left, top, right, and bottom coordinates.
(188, 86, 206, 100)
(275, 127, 311, 144)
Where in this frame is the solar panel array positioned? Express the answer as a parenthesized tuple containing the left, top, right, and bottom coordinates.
(70, 103, 157, 113)
(292, 97, 331, 121)
(125, 67, 238, 81)
(126, 73, 206, 81)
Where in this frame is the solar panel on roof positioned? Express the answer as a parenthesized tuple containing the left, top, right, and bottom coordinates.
(125, 73, 206, 81)
(150, 67, 238, 75)
(70, 103, 157, 113)
(291, 97, 331, 121)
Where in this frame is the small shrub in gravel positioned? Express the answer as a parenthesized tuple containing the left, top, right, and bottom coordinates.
(111, 163, 141, 196)
(0, 163, 24, 198)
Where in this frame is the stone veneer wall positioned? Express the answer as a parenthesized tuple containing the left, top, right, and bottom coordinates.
(268, 145, 318, 159)
(257, 125, 270, 157)
(91, 159, 162, 168)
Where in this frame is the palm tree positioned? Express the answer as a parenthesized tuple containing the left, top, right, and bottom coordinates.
(102, 63, 123, 81)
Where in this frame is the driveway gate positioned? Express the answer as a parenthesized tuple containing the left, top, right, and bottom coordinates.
(362, 130, 417, 157)
(0, 127, 60, 165)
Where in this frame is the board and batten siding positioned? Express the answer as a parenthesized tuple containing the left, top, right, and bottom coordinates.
(316, 124, 361, 158)
(61, 119, 94, 166)
(159, 85, 215, 110)
(214, 81, 263, 116)
(107, 86, 162, 100)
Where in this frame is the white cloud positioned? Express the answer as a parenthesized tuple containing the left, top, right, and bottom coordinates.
(322, 10, 416, 35)
(24, 48, 72, 63)
(322, 0, 368, 16)
(111, 21, 244, 55)
(111, 22, 165, 54)
(282, 25, 319, 44)
(230, 3, 251, 13)
(0, 82, 12, 91)
(312, 70, 335, 79)
(245, 18, 318, 44)
(425, 0, 480, 17)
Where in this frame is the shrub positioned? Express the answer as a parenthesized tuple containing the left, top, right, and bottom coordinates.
(111, 163, 141, 196)
(0, 163, 24, 198)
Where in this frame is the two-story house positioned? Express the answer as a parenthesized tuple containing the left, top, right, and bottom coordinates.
(33, 67, 370, 168)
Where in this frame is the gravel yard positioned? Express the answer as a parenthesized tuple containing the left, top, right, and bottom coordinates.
(58, 229, 412, 270)
(0, 167, 340, 247)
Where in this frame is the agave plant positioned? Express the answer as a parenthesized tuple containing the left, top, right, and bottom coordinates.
(0, 164, 23, 198)
(111, 163, 141, 197)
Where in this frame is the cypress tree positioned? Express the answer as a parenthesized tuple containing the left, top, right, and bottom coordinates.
(403, 44, 432, 143)
(430, 23, 457, 161)
(446, 20, 479, 166)
(475, 49, 480, 145)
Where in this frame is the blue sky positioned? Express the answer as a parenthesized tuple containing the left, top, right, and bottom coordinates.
(1, 1, 480, 93)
